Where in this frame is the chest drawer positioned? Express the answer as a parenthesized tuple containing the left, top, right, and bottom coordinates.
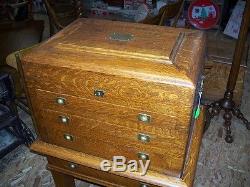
(23, 63, 194, 120)
(29, 88, 191, 130)
(37, 109, 186, 176)
(44, 126, 183, 176)
(38, 109, 186, 151)
(47, 156, 158, 187)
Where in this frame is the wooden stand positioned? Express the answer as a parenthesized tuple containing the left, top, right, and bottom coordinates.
(50, 170, 75, 187)
(207, 0, 250, 143)
(30, 108, 205, 187)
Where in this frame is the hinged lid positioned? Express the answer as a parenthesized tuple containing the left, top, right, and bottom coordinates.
(52, 19, 183, 64)
(22, 18, 205, 87)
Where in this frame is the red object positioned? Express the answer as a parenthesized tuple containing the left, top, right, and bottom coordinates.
(188, 0, 220, 29)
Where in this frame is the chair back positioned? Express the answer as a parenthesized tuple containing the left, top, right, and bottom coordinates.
(43, 0, 82, 35)
(141, 0, 184, 26)
(159, 0, 184, 26)
(43, 0, 64, 31)
(0, 73, 14, 103)
(0, 19, 44, 65)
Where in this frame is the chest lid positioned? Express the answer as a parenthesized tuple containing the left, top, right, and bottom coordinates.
(22, 18, 205, 88)
(50, 19, 180, 63)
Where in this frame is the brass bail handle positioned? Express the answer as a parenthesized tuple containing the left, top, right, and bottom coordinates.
(109, 32, 134, 42)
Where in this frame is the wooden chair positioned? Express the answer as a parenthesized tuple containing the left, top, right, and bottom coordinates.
(0, 0, 30, 21)
(0, 18, 44, 96)
(0, 72, 35, 158)
(43, 0, 83, 36)
(141, 0, 184, 26)
(0, 19, 44, 123)
(0, 19, 44, 65)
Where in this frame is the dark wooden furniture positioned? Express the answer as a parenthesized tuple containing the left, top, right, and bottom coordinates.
(0, 0, 32, 21)
(19, 18, 206, 187)
(141, 0, 184, 26)
(0, 72, 34, 158)
(0, 19, 44, 65)
(203, 31, 248, 105)
(0, 19, 44, 125)
(0, 103, 23, 158)
(43, 0, 83, 36)
(207, 0, 250, 143)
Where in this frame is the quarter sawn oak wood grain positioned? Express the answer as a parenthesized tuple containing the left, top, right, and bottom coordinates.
(20, 18, 206, 186)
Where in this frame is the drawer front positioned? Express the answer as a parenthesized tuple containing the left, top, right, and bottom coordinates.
(47, 156, 157, 187)
(36, 109, 185, 176)
(30, 88, 191, 130)
(43, 126, 183, 176)
(29, 89, 189, 176)
(38, 109, 186, 156)
(23, 63, 194, 120)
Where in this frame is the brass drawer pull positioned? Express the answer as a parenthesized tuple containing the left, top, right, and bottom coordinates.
(59, 115, 69, 124)
(138, 113, 151, 123)
(137, 152, 149, 160)
(56, 97, 66, 105)
(138, 133, 150, 143)
(94, 89, 105, 97)
(68, 163, 77, 169)
(64, 134, 74, 141)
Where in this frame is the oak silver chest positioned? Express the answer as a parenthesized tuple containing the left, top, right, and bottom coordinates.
(19, 18, 206, 187)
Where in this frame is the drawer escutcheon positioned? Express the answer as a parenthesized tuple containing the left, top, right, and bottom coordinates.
(137, 152, 149, 160)
(59, 115, 70, 124)
(94, 90, 105, 97)
(138, 133, 150, 143)
(56, 97, 66, 105)
(138, 113, 151, 123)
(68, 163, 77, 169)
(64, 134, 74, 141)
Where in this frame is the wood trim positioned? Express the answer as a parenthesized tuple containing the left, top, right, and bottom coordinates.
(31, 141, 187, 187)
(15, 53, 41, 138)
(48, 164, 137, 187)
(50, 170, 75, 187)
(181, 107, 205, 186)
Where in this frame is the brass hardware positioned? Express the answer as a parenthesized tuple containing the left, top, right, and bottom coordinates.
(59, 115, 69, 124)
(137, 152, 149, 160)
(94, 90, 105, 97)
(138, 133, 150, 143)
(56, 97, 66, 105)
(109, 32, 134, 42)
(140, 184, 149, 187)
(138, 113, 151, 123)
(68, 163, 77, 169)
(64, 134, 74, 141)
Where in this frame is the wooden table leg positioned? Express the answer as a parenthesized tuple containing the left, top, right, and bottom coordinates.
(51, 170, 75, 187)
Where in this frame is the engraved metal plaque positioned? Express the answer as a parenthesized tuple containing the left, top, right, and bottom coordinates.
(109, 32, 134, 42)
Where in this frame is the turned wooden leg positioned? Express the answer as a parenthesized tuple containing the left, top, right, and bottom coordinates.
(223, 110, 233, 143)
(51, 170, 75, 187)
